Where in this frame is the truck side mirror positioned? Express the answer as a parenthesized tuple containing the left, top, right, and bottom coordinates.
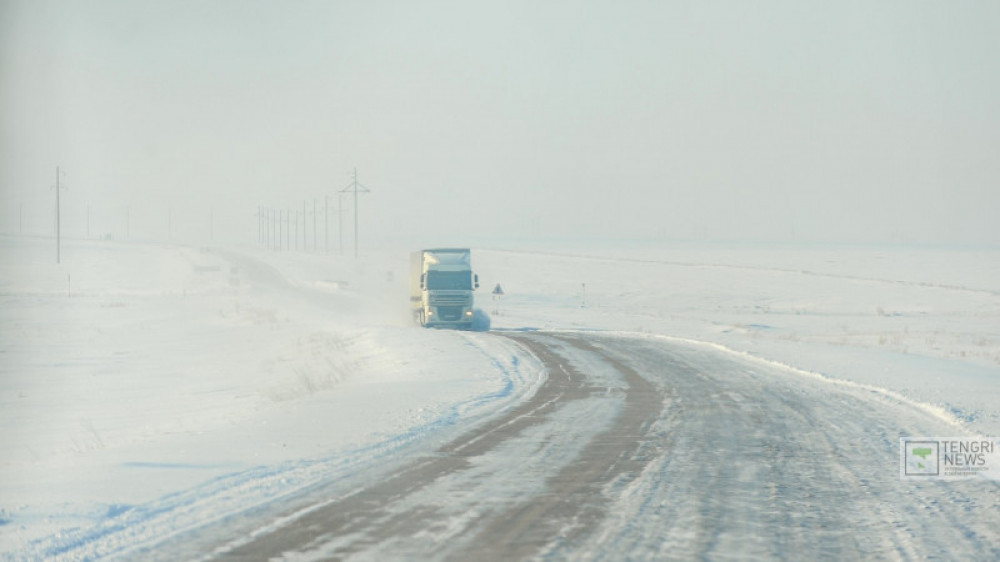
(420, 273, 426, 290)
(474, 274, 479, 290)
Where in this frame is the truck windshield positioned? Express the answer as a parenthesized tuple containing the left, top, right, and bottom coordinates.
(426, 271, 472, 290)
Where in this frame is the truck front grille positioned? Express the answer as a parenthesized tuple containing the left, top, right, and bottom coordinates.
(430, 292, 469, 306)
(437, 306, 464, 321)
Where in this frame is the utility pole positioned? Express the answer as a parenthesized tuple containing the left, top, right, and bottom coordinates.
(57, 168, 61, 260)
(54, 166, 66, 264)
(323, 195, 342, 254)
(339, 168, 371, 258)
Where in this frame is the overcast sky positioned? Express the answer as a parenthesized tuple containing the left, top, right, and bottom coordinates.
(2, 0, 998, 248)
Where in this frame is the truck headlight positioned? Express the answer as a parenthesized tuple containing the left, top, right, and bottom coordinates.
(465, 310, 474, 317)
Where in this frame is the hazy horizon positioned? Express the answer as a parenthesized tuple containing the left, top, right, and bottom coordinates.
(2, 0, 998, 250)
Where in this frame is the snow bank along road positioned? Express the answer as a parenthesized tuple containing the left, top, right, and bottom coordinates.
(153, 331, 998, 560)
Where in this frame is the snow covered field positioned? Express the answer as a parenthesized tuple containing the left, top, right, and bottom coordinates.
(479, 243, 1000, 435)
(1, 234, 998, 559)
(0, 236, 542, 558)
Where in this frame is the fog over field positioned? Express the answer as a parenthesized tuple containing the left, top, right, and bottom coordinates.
(2, 0, 998, 248)
(3, 3, 1000, 558)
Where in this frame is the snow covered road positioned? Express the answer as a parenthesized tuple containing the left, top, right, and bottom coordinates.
(161, 331, 999, 560)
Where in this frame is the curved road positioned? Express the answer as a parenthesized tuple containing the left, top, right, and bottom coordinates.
(180, 332, 998, 560)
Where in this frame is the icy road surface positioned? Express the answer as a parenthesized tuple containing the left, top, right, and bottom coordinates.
(151, 332, 999, 560)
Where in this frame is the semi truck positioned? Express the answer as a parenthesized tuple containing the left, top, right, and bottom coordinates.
(410, 248, 479, 329)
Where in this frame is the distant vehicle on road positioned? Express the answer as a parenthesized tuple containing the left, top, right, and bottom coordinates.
(410, 248, 479, 329)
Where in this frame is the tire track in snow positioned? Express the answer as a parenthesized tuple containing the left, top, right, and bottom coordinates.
(187, 332, 666, 560)
(452, 334, 665, 560)
(205, 332, 650, 560)
(576, 335, 1000, 560)
(152, 332, 998, 560)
